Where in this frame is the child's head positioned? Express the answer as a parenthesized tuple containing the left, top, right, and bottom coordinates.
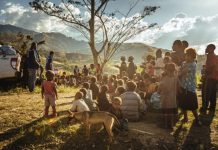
(128, 56, 134, 62)
(83, 82, 90, 90)
(182, 40, 189, 50)
(156, 49, 162, 58)
(100, 85, 109, 93)
(163, 56, 171, 64)
(117, 79, 124, 86)
(146, 55, 153, 62)
(165, 63, 176, 75)
(165, 52, 171, 57)
(111, 75, 117, 80)
(90, 76, 97, 83)
(102, 75, 109, 84)
(90, 64, 95, 69)
(126, 81, 137, 92)
(185, 48, 197, 62)
(46, 70, 55, 81)
(75, 91, 83, 100)
(115, 86, 126, 96)
(121, 56, 126, 62)
(80, 88, 87, 99)
(112, 97, 122, 109)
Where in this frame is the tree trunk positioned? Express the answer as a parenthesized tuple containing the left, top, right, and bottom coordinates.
(90, 44, 99, 65)
(89, 0, 99, 66)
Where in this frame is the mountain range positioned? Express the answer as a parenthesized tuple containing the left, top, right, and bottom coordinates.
(0, 24, 169, 62)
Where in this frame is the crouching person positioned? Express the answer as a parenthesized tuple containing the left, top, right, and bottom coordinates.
(120, 81, 144, 121)
(108, 97, 128, 132)
(70, 91, 90, 112)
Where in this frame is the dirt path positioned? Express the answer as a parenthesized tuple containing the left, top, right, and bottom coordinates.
(0, 91, 217, 150)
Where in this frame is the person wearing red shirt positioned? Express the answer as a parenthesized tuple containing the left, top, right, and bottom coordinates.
(202, 44, 218, 113)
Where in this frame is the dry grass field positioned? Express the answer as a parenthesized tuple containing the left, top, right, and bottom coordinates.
(0, 87, 217, 150)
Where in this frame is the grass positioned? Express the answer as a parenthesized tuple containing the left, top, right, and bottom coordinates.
(34, 85, 78, 94)
(0, 89, 218, 150)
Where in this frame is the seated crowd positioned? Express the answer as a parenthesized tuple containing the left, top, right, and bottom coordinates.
(41, 40, 218, 130)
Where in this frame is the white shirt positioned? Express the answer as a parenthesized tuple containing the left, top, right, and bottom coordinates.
(70, 99, 90, 112)
(86, 89, 93, 101)
(155, 57, 164, 77)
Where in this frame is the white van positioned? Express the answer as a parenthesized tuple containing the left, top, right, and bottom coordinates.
(0, 45, 21, 79)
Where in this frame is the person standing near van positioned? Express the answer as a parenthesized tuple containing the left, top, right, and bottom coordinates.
(45, 51, 54, 71)
(27, 42, 41, 92)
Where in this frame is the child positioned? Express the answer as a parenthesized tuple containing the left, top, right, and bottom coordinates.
(117, 79, 124, 87)
(108, 97, 128, 131)
(70, 91, 90, 112)
(90, 76, 99, 100)
(115, 86, 126, 97)
(97, 85, 110, 111)
(115, 56, 127, 76)
(178, 48, 202, 125)
(127, 56, 137, 80)
(80, 88, 97, 111)
(41, 70, 58, 118)
(158, 63, 178, 128)
(108, 77, 115, 93)
(82, 65, 89, 76)
(150, 86, 161, 110)
(83, 82, 93, 101)
(154, 49, 164, 80)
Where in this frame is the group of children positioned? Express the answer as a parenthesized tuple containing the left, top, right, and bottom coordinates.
(41, 39, 210, 130)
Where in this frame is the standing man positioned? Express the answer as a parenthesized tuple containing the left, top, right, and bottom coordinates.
(27, 42, 41, 92)
(202, 44, 218, 113)
(45, 51, 54, 71)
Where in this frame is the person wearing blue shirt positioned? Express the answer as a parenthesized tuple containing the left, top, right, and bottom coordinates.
(178, 48, 202, 126)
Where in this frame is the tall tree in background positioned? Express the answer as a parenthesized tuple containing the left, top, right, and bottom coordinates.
(30, 0, 159, 69)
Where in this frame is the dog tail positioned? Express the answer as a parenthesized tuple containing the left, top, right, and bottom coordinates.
(108, 113, 120, 126)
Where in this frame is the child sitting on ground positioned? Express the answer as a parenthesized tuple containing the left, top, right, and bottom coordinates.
(97, 85, 110, 111)
(80, 88, 97, 111)
(89, 76, 99, 100)
(41, 70, 58, 118)
(70, 91, 90, 112)
(83, 82, 93, 101)
(108, 97, 128, 131)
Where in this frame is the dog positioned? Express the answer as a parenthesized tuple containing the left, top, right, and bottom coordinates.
(68, 111, 120, 143)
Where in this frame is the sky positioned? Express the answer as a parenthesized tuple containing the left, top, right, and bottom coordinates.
(1, 0, 218, 54)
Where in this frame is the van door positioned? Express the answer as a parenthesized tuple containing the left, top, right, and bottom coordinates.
(0, 47, 16, 79)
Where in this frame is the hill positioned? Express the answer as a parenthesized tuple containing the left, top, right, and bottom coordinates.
(0, 24, 169, 62)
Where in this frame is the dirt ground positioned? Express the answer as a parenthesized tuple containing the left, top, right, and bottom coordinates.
(0, 89, 218, 150)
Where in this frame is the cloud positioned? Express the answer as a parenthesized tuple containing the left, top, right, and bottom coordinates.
(0, 2, 82, 39)
(129, 13, 218, 54)
(1, 2, 218, 54)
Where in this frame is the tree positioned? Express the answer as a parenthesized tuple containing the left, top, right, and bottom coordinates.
(30, 0, 159, 69)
